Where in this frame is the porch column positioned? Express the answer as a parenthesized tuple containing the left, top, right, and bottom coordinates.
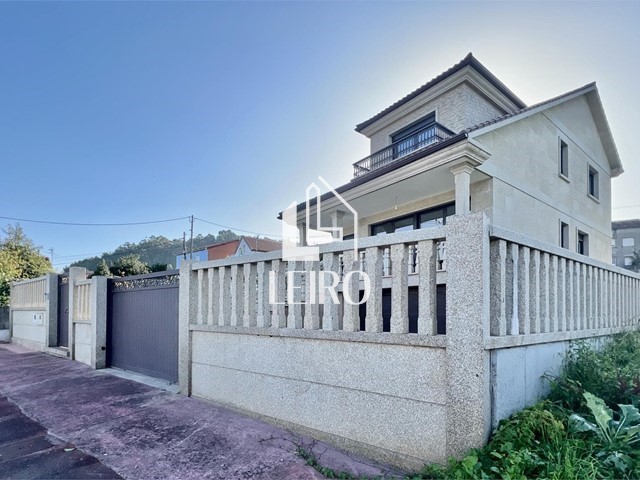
(330, 210, 345, 240)
(297, 221, 307, 247)
(450, 163, 475, 215)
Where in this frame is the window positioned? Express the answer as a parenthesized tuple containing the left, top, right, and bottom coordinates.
(625, 256, 633, 266)
(559, 140, 569, 178)
(588, 165, 599, 199)
(560, 221, 569, 249)
(577, 231, 589, 256)
(612, 239, 616, 247)
(371, 202, 455, 236)
(623, 237, 635, 247)
(390, 112, 436, 159)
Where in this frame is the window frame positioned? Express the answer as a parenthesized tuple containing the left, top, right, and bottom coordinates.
(560, 221, 569, 249)
(370, 202, 455, 236)
(587, 164, 599, 200)
(559, 138, 569, 180)
(622, 237, 635, 247)
(577, 230, 589, 256)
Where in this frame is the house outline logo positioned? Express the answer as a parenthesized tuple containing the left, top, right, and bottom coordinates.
(281, 176, 358, 262)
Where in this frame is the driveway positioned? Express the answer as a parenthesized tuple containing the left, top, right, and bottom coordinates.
(0, 344, 398, 479)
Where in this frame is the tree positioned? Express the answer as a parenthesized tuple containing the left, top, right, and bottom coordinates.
(0, 224, 53, 306)
(94, 259, 112, 277)
(630, 250, 640, 273)
(110, 254, 150, 277)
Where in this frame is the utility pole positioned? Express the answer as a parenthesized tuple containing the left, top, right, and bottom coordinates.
(182, 233, 187, 260)
(189, 215, 194, 260)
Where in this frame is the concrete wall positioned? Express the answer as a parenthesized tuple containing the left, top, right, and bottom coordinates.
(477, 96, 613, 263)
(190, 330, 448, 468)
(613, 226, 640, 269)
(490, 341, 566, 427)
(73, 322, 93, 366)
(11, 309, 47, 350)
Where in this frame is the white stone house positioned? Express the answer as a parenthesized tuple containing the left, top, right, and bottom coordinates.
(286, 53, 623, 264)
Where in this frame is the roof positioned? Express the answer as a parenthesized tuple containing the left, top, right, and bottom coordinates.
(464, 82, 596, 134)
(465, 82, 623, 176)
(613, 219, 640, 231)
(276, 132, 467, 219)
(355, 53, 526, 133)
(241, 236, 281, 252)
(207, 239, 241, 260)
(206, 236, 282, 260)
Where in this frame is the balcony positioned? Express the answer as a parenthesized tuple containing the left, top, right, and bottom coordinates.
(353, 122, 456, 178)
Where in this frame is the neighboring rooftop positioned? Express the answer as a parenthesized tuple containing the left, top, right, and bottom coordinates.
(355, 53, 527, 133)
(206, 236, 281, 260)
(613, 219, 640, 230)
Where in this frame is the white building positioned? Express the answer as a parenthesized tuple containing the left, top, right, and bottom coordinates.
(285, 53, 622, 263)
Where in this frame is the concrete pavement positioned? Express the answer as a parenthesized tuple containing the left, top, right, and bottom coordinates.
(0, 344, 400, 479)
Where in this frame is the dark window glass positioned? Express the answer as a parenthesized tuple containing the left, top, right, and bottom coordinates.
(560, 140, 569, 177)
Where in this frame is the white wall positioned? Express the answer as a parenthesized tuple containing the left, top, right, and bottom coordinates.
(73, 322, 93, 366)
(11, 309, 47, 350)
(476, 96, 613, 262)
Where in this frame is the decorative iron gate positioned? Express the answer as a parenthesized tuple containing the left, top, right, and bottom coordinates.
(57, 275, 69, 347)
(107, 270, 179, 382)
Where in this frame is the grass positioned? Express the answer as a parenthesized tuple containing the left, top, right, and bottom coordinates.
(300, 331, 640, 479)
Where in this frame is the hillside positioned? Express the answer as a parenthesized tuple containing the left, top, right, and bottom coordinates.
(67, 230, 239, 271)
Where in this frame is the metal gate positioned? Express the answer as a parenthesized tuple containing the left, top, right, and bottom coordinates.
(107, 270, 179, 382)
(57, 276, 69, 347)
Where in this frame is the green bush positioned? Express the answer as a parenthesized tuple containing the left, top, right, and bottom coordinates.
(549, 332, 640, 411)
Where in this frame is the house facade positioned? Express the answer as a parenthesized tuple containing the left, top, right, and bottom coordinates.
(207, 236, 281, 261)
(612, 219, 640, 269)
(286, 53, 622, 264)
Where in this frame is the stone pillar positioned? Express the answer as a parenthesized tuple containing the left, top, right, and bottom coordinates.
(67, 267, 87, 360)
(91, 276, 107, 369)
(330, 210, 345, 240)
(46, 273, 59, 348)
(445, 213, 491, 458)
(450, 163, 474, 215)
(297, 221, 307, 247)
(178, 261, 197, 395)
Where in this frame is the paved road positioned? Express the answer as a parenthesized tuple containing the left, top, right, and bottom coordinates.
(0, 344, 398, 479)
(0, 395, 120, 479)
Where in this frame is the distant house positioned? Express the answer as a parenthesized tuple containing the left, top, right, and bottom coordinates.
(207, 236, 281, 261)
(612, 219, 640, 269)
(175, 250, 208, 268)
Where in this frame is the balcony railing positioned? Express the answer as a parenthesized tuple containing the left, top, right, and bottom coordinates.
(353, 122, 456, 178)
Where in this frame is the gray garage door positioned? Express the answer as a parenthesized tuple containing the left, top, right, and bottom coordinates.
(107, 270, 179, 382)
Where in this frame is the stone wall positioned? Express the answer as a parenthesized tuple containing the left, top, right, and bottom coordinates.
(190, 330, 448, 468)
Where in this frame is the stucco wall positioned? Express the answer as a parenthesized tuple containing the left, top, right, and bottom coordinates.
(73, 322, 93, 366)
(367, 83, 504, 153)
(11, 309, 47, 350)
(476, 96, 613, 263)
(190, 330, 448, 468)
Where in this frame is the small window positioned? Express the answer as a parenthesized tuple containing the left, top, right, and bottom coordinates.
(625, 256, 633, 266)
(588, 165, 599, 199)
(560, 221, 569, 249)
(612, 238, 616, 247)
(577, 231, 589, 256)
(623, 237, 635, 247)
(559, 140, 569, 178)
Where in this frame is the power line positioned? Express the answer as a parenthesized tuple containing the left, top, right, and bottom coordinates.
(0, 215, 190, 226)
(194, 217, 283, 238)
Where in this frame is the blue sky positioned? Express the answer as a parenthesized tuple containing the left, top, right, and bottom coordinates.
(1, 1, 638, 269)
